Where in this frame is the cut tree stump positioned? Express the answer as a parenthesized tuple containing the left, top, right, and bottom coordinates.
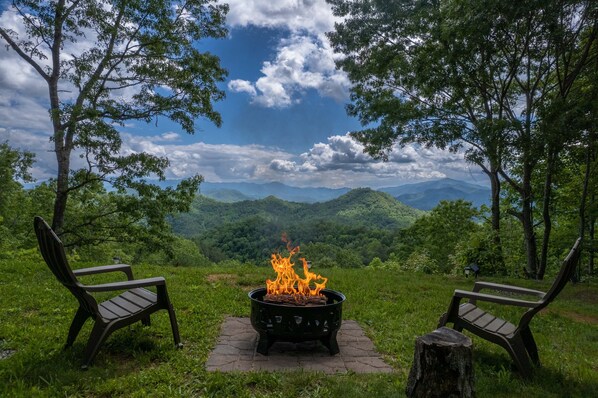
(406, 327, 475, 398)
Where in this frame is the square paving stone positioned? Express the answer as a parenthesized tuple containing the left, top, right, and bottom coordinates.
(205, 317, 394, 374)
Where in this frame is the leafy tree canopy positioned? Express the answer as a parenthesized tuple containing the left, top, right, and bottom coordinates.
(0, 0, 229, 242)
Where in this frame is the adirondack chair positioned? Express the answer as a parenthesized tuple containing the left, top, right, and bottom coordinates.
(33, 216, 182, 369)
(438, 238, 582, 378)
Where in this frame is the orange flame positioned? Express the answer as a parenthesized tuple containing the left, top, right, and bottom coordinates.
(266, 234, 327, 297)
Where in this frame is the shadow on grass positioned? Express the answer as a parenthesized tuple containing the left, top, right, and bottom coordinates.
(0, 326, 174, 393)
(474, 349, 598, 397)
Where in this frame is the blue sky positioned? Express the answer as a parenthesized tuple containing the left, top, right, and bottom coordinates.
(0, 0, 486, 188)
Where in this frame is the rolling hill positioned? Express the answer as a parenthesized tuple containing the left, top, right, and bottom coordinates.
(170, 188, 423, 237)
(199, 181, 350, 203)
(379, 178, 491, 210)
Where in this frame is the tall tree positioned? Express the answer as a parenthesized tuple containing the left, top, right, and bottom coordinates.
(327, 0, 520, 270)
(328, 0, 597, 278)
(0, 0, 228, 234)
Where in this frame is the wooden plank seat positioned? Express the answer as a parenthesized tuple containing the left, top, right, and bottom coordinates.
(98, 288, 158, 322)
(458, 303, 516, 337)
(439, 238, 582, 378)
(34, 216, 182, 369)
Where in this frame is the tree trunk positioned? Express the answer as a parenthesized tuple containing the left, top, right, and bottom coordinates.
(52, 148, 70, 233)
(521, 162, 538, 278)
(48, 5, 69, 234)
(488, 167, 505, 273)
(575, 138, 593, 281)
(538, 149, 557, 280)
(589, 210, 595, 275)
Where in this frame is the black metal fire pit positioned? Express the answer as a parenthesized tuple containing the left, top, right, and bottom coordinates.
(248, 287, 345, 355)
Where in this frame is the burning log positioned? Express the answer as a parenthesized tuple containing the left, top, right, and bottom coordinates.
(263, 293, 328, 306)
(264, 234, 329, 306)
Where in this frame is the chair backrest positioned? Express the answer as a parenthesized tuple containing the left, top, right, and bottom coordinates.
(541, 237, 583, 306)
(520, 238, 582, 328)
(34, 216, 98, 315)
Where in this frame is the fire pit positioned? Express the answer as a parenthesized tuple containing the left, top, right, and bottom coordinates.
(249, 287, 345, 355)
(248, 235, 345, 355)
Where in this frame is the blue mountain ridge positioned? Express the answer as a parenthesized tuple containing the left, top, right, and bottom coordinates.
(197, 178, 490, 210)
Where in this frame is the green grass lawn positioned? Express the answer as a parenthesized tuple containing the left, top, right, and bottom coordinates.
(1, 258, 597, 397)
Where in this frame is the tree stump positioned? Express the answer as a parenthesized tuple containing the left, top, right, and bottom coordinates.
(406, 327, 475, 398)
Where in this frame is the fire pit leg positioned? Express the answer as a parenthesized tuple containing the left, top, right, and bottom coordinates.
(320, 330, 340, 355)
(256, 332, 274, 355)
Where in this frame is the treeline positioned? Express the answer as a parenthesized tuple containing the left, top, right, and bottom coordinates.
(175, 192, 588, 278)
(0, 143, 209, 267)
(328, 0, 598, 280)
(2, 140, 595, 279)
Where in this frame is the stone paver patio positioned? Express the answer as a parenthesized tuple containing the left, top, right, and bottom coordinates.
(206, 317, 394, 374)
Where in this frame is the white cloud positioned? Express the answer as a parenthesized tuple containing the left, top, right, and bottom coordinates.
(228, 33, 350, 108)
(262, 133, 477, 186)
(222, 0, 351, 108)
(228, 79, 257, 96)
(1, 124, 483, 189)
(157, 132, 181, 142)
(222, 0, 339, 33)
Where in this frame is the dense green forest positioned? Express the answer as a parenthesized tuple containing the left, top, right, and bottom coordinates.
(170, 189, 421, 267)
(2, 138, 591, 280)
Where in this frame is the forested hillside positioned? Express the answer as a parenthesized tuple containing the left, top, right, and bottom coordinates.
(171, 188, 422, 236)
(169, 189, 424, 266)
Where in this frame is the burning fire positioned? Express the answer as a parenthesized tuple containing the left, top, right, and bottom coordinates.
(266, 234, 328, 299)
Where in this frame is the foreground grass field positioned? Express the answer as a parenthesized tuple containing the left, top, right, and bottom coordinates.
(0, 258, 597, 397)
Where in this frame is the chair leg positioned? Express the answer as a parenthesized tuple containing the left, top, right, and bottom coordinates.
(438, 312, 448, 328)
(65, 307, 90, 348)
(521, 327, 540, 366)
(506, 336, 533, 378)
(141, 316, 151, 326)
(167, 304, 182, 348)
(81, 322, 113, 370)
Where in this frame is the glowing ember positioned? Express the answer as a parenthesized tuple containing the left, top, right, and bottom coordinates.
(265, 234, 328, 305)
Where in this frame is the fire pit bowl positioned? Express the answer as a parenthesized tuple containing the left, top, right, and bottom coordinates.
(248, 287, 345, 355)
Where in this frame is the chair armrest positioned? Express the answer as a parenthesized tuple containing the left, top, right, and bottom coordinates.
(84, 277, 165, 292)
(473, 281, 545, 298)
(73, 264, 134, 280)
(454, 289, 540, 308)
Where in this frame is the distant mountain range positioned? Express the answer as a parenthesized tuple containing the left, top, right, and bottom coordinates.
(170, 188, 423, 237)
(378, 178, 491, 210)
(199, 181, 350, 203)
(198, 178, 490, 210)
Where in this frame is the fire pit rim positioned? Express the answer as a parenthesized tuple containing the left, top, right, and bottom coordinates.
(247, 287, 346, 307)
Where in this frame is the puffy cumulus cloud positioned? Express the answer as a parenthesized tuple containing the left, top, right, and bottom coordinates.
(91, 131, 472, 187)
(269, 159, 297, 172)
(119, 133, 295, 182)
(2, 124, 482, 188)
(113, 132, 478, 188)
(157, 132, 181, 142)
(228, 79, 257, 96)
(0, 9, 55, 134)
(228, 33, 350, 108)
(220, 0, 350, 107)
(263, 133, 478, 185)
(0, 127, 93, 180)
(221, 0, 338, 34)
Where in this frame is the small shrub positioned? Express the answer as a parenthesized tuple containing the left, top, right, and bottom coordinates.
(403, 249, 439, 274)
(368, 257, 384, 269)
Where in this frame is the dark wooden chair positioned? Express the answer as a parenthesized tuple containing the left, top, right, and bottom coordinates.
(33, 216, 182, 369)
(438, 238, 582, 377)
